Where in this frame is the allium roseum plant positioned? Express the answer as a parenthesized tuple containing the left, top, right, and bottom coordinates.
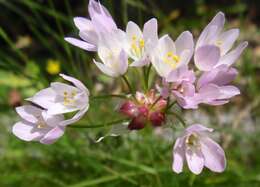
(12, 0, 248, 175)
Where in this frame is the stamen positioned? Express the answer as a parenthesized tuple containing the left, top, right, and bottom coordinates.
(139, 39, 145, 48)
(215, 40, 222, 47)
(185, 133, 200, 148)
(163, 51, 180, 69)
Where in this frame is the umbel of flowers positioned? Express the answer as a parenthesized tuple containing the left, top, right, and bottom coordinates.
(12, 0, 247, 175)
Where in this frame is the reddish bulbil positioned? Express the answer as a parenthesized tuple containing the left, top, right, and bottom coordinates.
(119, 101, 138, 117)
(128, 115, 146, 130)
(149, 112, 165, 127)
(119, 91, 167, 130)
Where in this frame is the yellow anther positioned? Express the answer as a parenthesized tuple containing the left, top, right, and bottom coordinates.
(172, 55, 180, 63)
(163, 51, 180, 69)
(185, 133, 199, 147)
(139, 39, 145, 48)
(71, 91, 77, 97)
(132, 35, 137, 41)
(167, 52, 173, 57)
(215, 40, 222, 46)
(37, 122, 46, 129)
(64, 91, 68, 96)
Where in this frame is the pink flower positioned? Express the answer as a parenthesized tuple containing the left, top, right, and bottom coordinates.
(172, 124, 226, 174)
(164, 65, 240, 109)
(27, 74, 89, 126)
(12, 105, 65, 144)
(65, 0, 117, 51)
(194, 12, 248, 71)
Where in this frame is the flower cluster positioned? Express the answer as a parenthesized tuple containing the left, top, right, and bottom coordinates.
(12, 0, 247, 175)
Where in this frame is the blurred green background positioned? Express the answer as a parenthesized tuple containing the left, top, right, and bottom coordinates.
(0, 0, 259, 186)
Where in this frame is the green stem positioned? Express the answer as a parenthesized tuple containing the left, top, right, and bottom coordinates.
(167, 111, 186, 127)
(165, 100, 177, 112)
(91, 94, 127, 100)
(146, 64, 152, 90)
(122, 75, 136, 100)
(68, 118, 128, 129)
(142, 67, 148, 91)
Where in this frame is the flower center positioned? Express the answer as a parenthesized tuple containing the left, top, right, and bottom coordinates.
(185, 133, 200, 148)
(215, 40, 223, 47)
(131, 35, 145, 58)
(63, 90, 77, 106)
(36, 116, 47, 129)
(163, 51, 180, 69)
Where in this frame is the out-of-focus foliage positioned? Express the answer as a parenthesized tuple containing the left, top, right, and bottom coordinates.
(0, 0, 259, 186)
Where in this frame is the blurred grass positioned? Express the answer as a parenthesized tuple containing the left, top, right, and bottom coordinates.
(0, 0, 260, 186)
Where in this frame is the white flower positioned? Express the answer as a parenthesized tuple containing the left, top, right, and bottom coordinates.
(151, 31, 194, 79)
(93, 29, 128, 77)
(65, 0, 117, 52)
(12, 105, 65, 144)
(27, 74, 89, 126)
(125, 18, 158, 67)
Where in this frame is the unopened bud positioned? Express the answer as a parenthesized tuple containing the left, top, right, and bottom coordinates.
(119, 101, 138, 117)
(128, 115, 146, 130)
(149, 112, 165, 127)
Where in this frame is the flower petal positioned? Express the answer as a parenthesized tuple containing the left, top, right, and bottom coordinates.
(175, 31, 194, 63)
(59, 74, 89, 93)
(79, 30, 98, 46)
(126, 21, 143, 40)
(218, 85, 240, 99)
(117, 50, 128, 75)
(172, 137, 185, 173)
(200, 137, 226, 172)
(16, 105, 42, 123)
(217, 41, 248, 67)
(60, 106, 89, 126)
(26, 87, 56, 109)
(185, 148, 204, 175)
(73, 17, 93, 31)
(197, 65, 238, 89)
(41, 111, 64, 127)
(185, 124, 214, 134)
(93, 59, 119, 77)
(40, 126, 65, 144)
(196, 12, 225, 49)
(12, 121, 43, 141)
(194, 45, 221, 71)
(143, 18, 158, 53)
(65, 37, 96, 51)
(218, 28, 239, 55)
(47, 103, 79, 115)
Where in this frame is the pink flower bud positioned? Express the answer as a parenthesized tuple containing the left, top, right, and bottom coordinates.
(137, 106, 149, 117)
(149, 112, 165, 127)
(128, 115, 146, 130)
(154, 99, 167, 111)
(119, 101, 138, 117)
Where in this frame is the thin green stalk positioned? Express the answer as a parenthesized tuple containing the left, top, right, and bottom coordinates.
(167, 111, 186, 127)
(91, 94, 127, 100)
(146, 63, 152, 90)
(142, 67, 148, 91)
(68, 118, 128, 129)
(122, 75, 136, 100)
(165, 100, 177, 112)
